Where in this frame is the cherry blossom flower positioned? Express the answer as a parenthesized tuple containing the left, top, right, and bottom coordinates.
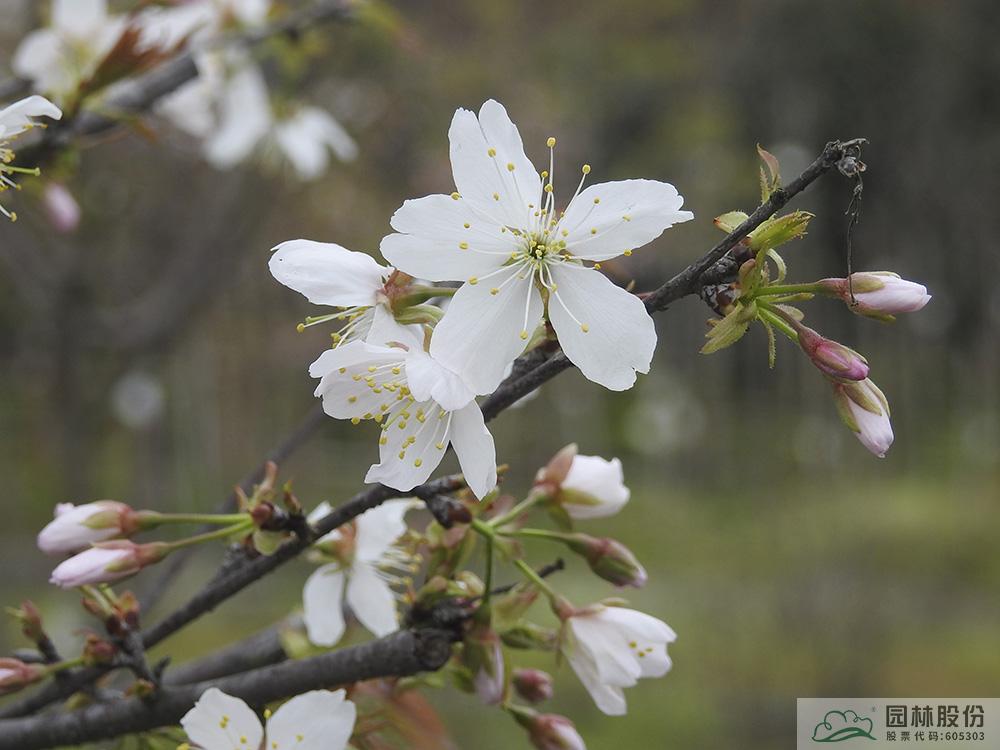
(303, 499, 418, 646)
(309, 339, 497, 498)
(12, 0, 127, 102)
(269, 239, 415, 346)
(181, 687, 356, 750)
(37, 501, 139, 556)
(139, 0, 271, 50)
(537, 444, 631, 520)
(157, 51, 356, 179)
(380, 99, 693, 393)
(0, 95, 62, 221)
(49, 540, 168, 588)
(561, 604, 676, 715)
(831, 378, 894, 457)
(819, 272, 931, 318)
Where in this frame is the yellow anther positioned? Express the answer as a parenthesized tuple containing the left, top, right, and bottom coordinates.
(398, 450, 406, 459)
(438, 409, 447, 419)
(469, 276, 478, 285)
(178, 744, 191, 750)
(381, 403, 389, 411)
(241, 736, 248, 744)
(582, 164, 591, 174)
(590, 228, 597, 235)
(379, 435, 388, 445)
(451, 191, 460, 200)
(351, 417, 360, 425)
(297, 735, 304, 743)
(622, 214, 631, 221)
(623, 249, 633, 256)
(593, 197, 601, 204)
(546, 136, 556, 148)
(363, 412, 373, 419)
(629, 641, 638, 648)
(352, 374, 362, 381)
(459, 241, 469, 250)
(295, 323, 305, 333)
(487, 147, 496, 157)
(594, 262, 602, 270)
(220, 716, 229, 729)
(373, 387, 382, 394)
(561, 228, 569, 237)
(338, 367, 346, 374)
(544, 184, 553, 193)
(435, 442, 445, 450)
(392, 366, 401, 375)
(506, 162, 515, 171)
(490, 287, 499, 295)
(541, 170, 549, 178)
(464, 222, 471, 228)
(414, 458, 423, 467)
(520, 330, 529, 340)
(348, 396, 357, 403)
(367, 365, 377, 372)
(398, 421, 407, 430)
(374, 414, 383, 423)
(492, 192, 500, 201)
(581, 324, 590, 333)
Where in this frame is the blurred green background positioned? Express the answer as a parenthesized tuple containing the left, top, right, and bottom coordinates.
(1, 0, 998, 748)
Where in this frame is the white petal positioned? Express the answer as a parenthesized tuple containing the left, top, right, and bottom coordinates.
(364, 304, 424, 350)
(53, 0, 107, 35)
(449, 401, 497, 500)
(269, 240, 387, 307)
(306, 501, 333, 524)
(547, 265, 655, 391)
(266, 690, 356, 750)
(204, 62, 271, 168)
(11, 31, 65, 92)
(310, 343, 406, 421)
(601, 607, 677, 645)
(565, 648, 627, 716)
(569, 617, 641, 687)
(389, 193, 516, 251)
(449, 100, 541, 228)
(304, 107, 358, 162)
(560, 179, 693, 261)
(561, 455, 630, 519)
(346, 561, 400, 637)
(364, 400, 450, 491)
(404, 349, 476, 411)
(181, 687, 264, 750)
(231, 0, 272, 27)
(429, 268, 543, 394)
(302, 563, 346, 647)
(0, 95, 62, 134)
(380, 228, 509, 282)
(354, 499, 416, 562)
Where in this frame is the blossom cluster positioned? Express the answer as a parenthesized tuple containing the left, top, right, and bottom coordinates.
(270, 99, 693, 497)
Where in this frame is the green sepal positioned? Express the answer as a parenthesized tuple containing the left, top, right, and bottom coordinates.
(714, 211, 749, 234)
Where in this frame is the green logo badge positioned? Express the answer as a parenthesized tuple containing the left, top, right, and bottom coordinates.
(812, 710, 876, 742)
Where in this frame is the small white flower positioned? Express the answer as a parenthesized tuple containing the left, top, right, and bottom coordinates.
(380, 99, 693, 394)
(560, 453, 630, 520)
(309, 339, 497, 499)
(159, 51, 356, 179)
(139, 0, 271, 50)
(37, 500, 136, 556)
(832, 378, 894, 458)
(12, 0, 127, 102)
(561, 605, 676, 716)
(269, 239, 415, 347)
(0, 94, 62, 221)
(48, 541, 166, 588)
(302, 499, 418, 647)
(181, 687, 356, 750)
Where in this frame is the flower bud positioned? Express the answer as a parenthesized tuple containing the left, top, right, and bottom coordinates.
(49, 541, 169, 589)
(565, 534, 647, 588)
(0, 658, 45, 696)
(537, 445, 630, 520)
(832, 378, 893, 458)
(461, 619, 505, 706)
(513, 668, 554, 704)
(42, 182, 81, 234)
(37, 501, 141, 556)
(795, 325, 869, 381)
(9, 601, 45, 643)
(82, 634, 117, 666)
(512, 707, 587, 750)
(818, 272, 931, 318)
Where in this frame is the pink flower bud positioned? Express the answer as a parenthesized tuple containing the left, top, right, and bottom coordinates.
(565, 534, 647, 588)
(513, 668, 554, 704)
(0, 658, 45, 696)
(517, 710, 587, 750)
(42, 182, 81, 234)
(37, 501, 140, 556)
(796, 325, 869, 381)
(49, 541, 169, 589)
(832, 378, 893, 458)
(819, 272, 931, 317)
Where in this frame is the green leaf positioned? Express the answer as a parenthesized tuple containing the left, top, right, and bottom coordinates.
(763, 318, 777, 369)
(748, 210, 813, 251)
(701, 302, 756, 354)
(758, 144, 781, 201)
(714, 210, 749, 234)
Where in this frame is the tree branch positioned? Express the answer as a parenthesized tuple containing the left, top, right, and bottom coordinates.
(0, 628, 455, 750)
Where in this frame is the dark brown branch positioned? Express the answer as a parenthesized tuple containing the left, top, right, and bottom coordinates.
(0, 628, 455, 750)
